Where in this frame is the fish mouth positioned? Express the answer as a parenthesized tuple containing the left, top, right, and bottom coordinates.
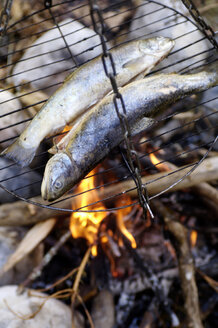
(41, 185, 57, 202)
(41, 174, 55, 201)
(41, 153, 73, 202)
(41, 177, 49, 201)
(41, 178, 58, 201)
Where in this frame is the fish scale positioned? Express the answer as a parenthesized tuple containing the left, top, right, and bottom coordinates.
(1, 37, 174, 167)
(41, 63, 218, 201)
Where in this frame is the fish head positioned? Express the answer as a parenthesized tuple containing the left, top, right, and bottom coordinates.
(133, 37, 175, 74)
(139, 37, 175, 58)
(122, 37, 175, 79)
(41, 153, 77, 201)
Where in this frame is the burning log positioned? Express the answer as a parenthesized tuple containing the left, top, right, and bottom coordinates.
(0, 156, 217, 226)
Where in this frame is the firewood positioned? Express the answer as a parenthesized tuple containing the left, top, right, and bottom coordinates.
(155, 201, 204, 328)
(0, 219, 56, 277)
(164, 217, 204, 328)
(101, 156, 218, 201)
(0, 157, 217, 226)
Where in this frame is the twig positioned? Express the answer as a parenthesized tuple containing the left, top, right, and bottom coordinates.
(159, 203, 204, 328)
(0, 157, 217, 226)
(192, 182, 218, 205)
(71, 248, 92, 328)
(71, 247, 91, 304)
(36, 267, 78, 293)
(77, 294, 95, 328)
(0, 196, 72, 226)
(199, 3, 218, 14)
(19, 230, 72, 291)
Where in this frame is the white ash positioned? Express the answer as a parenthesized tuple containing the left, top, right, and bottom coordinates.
(185, 271, 193, 281)
(108, 268, 178, 296)
(115, 292, 135, 327)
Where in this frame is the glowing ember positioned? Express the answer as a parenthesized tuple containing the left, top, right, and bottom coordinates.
(190, 230, 198, 247)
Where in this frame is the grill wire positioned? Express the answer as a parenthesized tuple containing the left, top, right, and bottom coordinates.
(0, 0, 217, 213)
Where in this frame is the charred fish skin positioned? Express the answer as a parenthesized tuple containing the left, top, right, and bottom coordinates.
(41, 65, 218, 201)
(1, 37, 175, 167)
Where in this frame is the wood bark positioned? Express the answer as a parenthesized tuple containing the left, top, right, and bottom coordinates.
(0, 156, 217, 226)
(164, 217, 204, 328)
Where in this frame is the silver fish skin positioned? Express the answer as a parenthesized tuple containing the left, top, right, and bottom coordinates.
(41, 64, 218, 201)
(1, 37, 174, 167)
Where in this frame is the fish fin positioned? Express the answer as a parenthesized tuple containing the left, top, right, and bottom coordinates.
(48, 145, 58, 155)
(0, 140, 37, 167)
(131, 117, 156, 136)
(122, 55, 147, 71)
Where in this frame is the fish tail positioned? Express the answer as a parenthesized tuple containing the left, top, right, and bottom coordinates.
(205, 60, 218, 73)
(193, 60, 218, 85)
(48, 145, 58, 155)
(205, 61, 218, 87)
(0, 140, 37, 167)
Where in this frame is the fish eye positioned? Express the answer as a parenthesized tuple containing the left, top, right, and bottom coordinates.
(54, 179, 63, 190)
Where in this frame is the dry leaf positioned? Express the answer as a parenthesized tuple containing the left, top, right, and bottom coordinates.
(0, 218, 56, 275)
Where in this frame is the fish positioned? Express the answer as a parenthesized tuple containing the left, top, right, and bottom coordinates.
(0, 37, 175, 167)
(41, 64, 218, 201)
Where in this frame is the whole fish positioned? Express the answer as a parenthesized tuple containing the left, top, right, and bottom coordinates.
(1, 37, 174, 167)
(41, 65, 218, 201)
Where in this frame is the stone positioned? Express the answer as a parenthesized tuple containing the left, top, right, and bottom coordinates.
(12, 19, 104, 95)
(91, 290, 115, 328)
(0, 89, 29, 149)
(0, 285, 72, 328)
(128, 0, 211, 72)
(0, 227, 43, 286)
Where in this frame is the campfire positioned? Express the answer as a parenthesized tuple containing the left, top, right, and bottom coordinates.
(70, 167, 137, 259)
(0, 0, 217, 327)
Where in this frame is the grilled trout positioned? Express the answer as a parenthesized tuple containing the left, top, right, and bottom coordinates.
(1, 37, 174, 167)
(41, 65, 218, 201)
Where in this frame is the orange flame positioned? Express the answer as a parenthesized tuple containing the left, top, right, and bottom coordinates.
(70, 168, 107, 256)
(116, 197, 137, 249)
(69, 169, 137, 257)
(149, 152, 171, 172)
(190, 230, 198, 247)
(53, 125, 72, 146)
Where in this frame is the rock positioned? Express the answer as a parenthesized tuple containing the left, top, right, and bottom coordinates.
(91, 290, 115, 328)
(12, 19, 104, 95)
(0, 157, 41, 203)
(0, 89, 29, 149)
(0, 227, 43, 286)
(128, 0, 211, 72)
(0, 285, 72, 328)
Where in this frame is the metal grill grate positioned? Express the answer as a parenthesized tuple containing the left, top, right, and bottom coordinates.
(0, 0, 217, 213)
